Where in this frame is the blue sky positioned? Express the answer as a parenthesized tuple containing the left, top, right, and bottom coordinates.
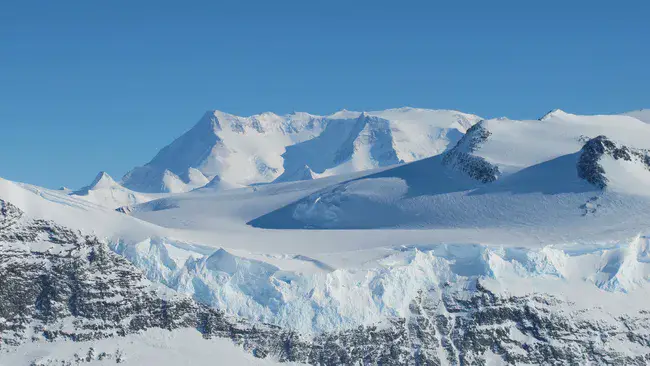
(1, 0, 648, 189)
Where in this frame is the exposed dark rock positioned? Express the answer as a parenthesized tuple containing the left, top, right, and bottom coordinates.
(115, 206, 132, 214)
(443, 122, 500, 183)
(578, 135, 650, 189)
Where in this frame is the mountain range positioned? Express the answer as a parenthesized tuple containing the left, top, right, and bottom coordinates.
(120, 108, 480, 191)
(3, 107, 650, 365)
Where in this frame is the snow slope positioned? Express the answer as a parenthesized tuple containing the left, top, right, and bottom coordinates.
(624, 108, 650, 124)
(121, 108, 481, 192)
(1, 329, 297, 366)
(0, 176, 171, 245)
(250, 150, 650, 233)
(465, 109, 650, 178)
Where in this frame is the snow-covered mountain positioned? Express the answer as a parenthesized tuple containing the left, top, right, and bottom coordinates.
(5, 107, 650, 365)
(120, 108, 482, 193)
(275, 108, 478, 183)
(120, 110, 328, 193)
(252, 110, 650, 230)
(69, 171, 161, 209)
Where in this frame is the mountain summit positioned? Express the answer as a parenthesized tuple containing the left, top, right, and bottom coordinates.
(121, 110, 329, 193)
(73, 171, 119, 194)
(71, 171, 157, 209)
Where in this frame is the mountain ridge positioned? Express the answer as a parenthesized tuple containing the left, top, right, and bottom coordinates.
(119, 107, 482, 193)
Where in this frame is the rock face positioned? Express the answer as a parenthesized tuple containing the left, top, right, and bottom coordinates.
(3, 198, 650, 365)
(0, 199, 275, 354)
(578, 135, 650, 189)
(442, 122, 500, 183)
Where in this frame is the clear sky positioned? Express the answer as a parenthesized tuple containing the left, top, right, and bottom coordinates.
(1, 0, 648, 189)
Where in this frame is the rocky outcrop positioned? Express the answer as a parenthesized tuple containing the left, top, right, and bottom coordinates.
(3, 199, 650, 365)
(0, 199, 285, 355)
(578, 135, 650, 189)
(443, 122, 500, 183)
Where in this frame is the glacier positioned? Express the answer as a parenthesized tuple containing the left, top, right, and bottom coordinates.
(110, 234, 650, 335)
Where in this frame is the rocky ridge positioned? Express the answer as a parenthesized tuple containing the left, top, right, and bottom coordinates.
(578, 135, 650, 189)
(442, 122, 500, 183)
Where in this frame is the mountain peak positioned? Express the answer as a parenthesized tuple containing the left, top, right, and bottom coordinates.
(328, 109, 361, 119)
(578, 135, 650, 191)
(257, 111, 279, 118)
(539, 108, 569, 121)
(202, 174, 239, 191)
(273, 164, 316, 183)
(194, 111, 222, 133)
(88, 171, 117, 190)
(71, 171, 120, 196)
